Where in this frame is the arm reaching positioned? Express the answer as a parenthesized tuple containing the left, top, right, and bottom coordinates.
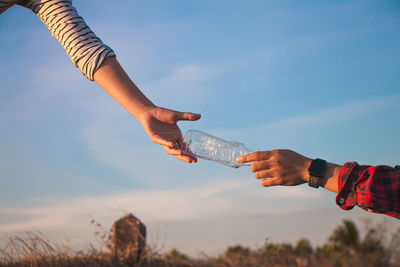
(20, 0, 201, 163)
(237, 150, 400, 219)
(236, 149, 341, 192)
(94, 57, 201, 163)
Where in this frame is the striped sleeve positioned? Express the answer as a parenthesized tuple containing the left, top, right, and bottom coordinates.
(0, 1, 16, 14)
(19, 0, 115, 81)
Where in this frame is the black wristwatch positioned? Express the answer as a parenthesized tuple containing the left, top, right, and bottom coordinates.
(308, 158, 327, 188)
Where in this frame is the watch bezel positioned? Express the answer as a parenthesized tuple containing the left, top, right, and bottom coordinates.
(308, 158, 327, 177)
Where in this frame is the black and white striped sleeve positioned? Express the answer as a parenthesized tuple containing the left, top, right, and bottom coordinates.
(0, 1, 15, 14)
(19, 0, 115, 81)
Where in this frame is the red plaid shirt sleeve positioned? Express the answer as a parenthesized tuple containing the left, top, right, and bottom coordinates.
(336, 162, 400, 219)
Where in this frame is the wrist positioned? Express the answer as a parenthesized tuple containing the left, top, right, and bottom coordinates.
(304, 159, 341, 193)
(136, 104, 157, 122)
(303, 158, 313, 183)
(307, 158, 328, 188)
(319, 163, 341, 193)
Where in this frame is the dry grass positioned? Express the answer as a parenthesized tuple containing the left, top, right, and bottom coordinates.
(1, 219, 399, 267)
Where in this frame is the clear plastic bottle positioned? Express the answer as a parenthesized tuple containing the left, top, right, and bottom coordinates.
(182, 129, 252, 168)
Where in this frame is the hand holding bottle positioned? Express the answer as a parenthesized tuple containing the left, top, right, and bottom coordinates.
(94, 57, 201, 164)
(183, 129, 252, 168)
(236, 150, 312, 187)
(138, 108, 201, 163)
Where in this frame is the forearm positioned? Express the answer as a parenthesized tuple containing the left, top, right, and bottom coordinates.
(93, 56, 155, 119)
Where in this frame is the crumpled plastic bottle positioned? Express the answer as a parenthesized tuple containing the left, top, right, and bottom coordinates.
(182, 129, 252, 168)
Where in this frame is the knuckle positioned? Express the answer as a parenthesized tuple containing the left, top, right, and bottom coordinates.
(273, 150, 282, 159)
(275, 157, 283, 166)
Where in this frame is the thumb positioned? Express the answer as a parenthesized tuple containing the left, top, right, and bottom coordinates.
(174, 112, 201, 121)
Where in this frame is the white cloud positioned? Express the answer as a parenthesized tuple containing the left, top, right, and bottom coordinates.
(0, 179, 318, 233)
(265, 94, 400, 130)
(0, 214, 68, 233)
(214, 94, 400, 140)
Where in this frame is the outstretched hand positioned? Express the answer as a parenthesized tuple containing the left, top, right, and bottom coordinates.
(138, 106, 201, 163)
(93, 56, 201, 163)
(236, 149, 312, 187)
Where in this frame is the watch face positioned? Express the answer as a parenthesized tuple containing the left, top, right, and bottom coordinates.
(308, 159, 327, 177)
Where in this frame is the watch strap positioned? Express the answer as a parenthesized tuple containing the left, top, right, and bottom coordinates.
(308, 175, 320, 188)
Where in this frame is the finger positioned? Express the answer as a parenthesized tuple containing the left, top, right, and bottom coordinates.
(175, 154, 197, 163)
(170, 144, 197, 163)
(178, 137, 198, 162)
(163, 144, 184, 156)
(236, 151, 272, 163)
(163, 144, 198, 163)
(174, 154, 192, 163)
(254, 170, 273, 179)
(181, 150, 197, 163)
(250, 160, 271, 173)
(177, 137, 185, 150)
(178, 136, 187, 151)
(174, 112, 201, 122)
(260, 178, 281, 187)
(152, 135, 176, 148)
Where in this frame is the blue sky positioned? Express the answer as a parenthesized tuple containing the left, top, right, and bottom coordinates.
(1, 0, 399, 256)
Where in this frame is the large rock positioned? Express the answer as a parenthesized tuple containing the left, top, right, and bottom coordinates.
(111, 213, 146, 263)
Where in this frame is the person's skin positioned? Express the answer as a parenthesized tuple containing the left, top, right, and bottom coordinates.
(236, 149, 342, 193)
(93, 56, 201, 163)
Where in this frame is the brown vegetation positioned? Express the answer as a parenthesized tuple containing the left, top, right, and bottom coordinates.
(0, 219, 398, 267)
